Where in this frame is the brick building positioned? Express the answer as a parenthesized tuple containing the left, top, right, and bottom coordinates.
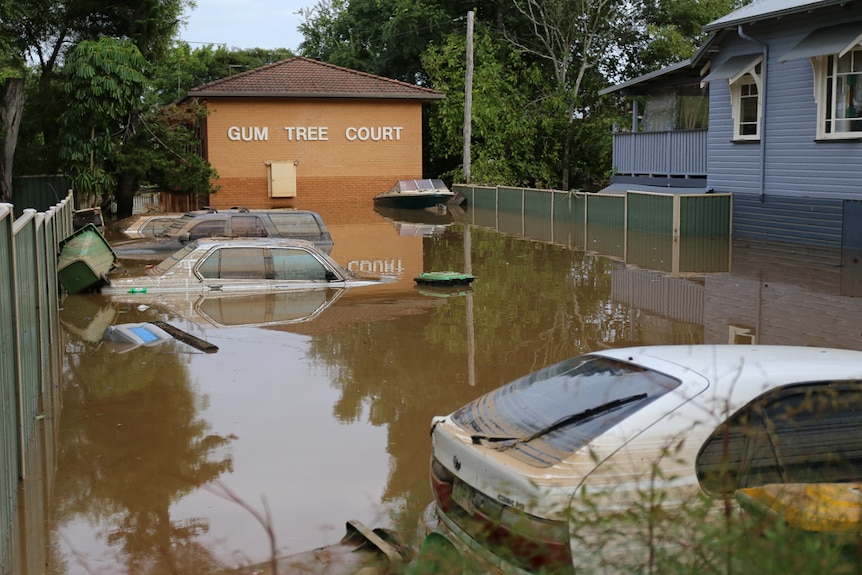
(185, 57, 444, 213)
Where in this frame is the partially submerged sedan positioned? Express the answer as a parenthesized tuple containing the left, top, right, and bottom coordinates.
(101, 237, 389, 296)
(423, 345, 862, 574)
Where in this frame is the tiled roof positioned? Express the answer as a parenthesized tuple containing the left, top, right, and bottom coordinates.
(187, 56, 444, 101)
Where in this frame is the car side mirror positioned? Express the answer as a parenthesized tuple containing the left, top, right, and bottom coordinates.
(325, 270, 338, 281)
(179, 233, 191, 244)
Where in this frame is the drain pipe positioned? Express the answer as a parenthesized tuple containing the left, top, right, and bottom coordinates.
(738, 25, 767, 202)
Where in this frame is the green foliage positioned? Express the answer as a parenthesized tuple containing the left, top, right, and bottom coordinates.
(298, 0, 459, 83)
(56, 37, 217, 208)
(150, 43, 294, 105)
(637, 0, 745, 71)
(423, 28, 562, 187)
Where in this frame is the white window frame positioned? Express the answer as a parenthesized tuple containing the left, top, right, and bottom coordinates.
(812, 47, 862, 139)
(729, 62, 762, 141)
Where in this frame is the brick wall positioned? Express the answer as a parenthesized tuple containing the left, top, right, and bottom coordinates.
(201, 97, 426, 213)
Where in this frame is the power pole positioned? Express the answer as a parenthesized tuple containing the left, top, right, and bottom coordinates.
(463, 10, 474, 183)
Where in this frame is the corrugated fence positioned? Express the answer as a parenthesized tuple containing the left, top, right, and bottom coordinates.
(1, 192, 73, 573)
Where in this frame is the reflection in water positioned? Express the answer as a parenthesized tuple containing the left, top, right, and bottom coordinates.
(24, 204, 862, 574)
(55, 314, 236, 574)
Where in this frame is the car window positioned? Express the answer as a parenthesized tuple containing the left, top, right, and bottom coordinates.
(696, 381, 862, 495)
(268, 213, 323, 236)
(142, 218, 179, 236)
(197, 247, 267, 279)
(230, 215, 268, 237)
(153, 242, 199, 274)
(451, 356, 681, 468)
(187, 220, 227, 240)
(270, 248, 329, 281)
(160, 214, 197, 236)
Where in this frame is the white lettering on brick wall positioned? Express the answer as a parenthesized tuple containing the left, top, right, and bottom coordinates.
(284, 126, 329, 141)
(227, 126, 406, 143)
(227, 126, 269, 141)
(345, 126, 403, 141)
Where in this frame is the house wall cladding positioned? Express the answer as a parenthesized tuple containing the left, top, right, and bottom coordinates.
(732, 193, 845, 248)
(202, 98, 424, 211)
(707, 5, 862, 246)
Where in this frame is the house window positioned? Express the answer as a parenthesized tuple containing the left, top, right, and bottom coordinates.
(729, 63, 762, 140)
(818, 47, 862, 137)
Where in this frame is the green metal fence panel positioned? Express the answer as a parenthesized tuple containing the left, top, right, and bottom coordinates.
(0, 205, 15, 567)
(13, 212, 42, 453)
(678, 236, 731, 273)
(627, 192, 674, 235)
(470, 186, 497, 211)
(680, 194, 732, 237)
(524, 214, 552, 243)
(524, 189, 552, 218)
(586, 194, 626, 228)
(0, 193, 71, 574)
(498, 187, 523, 213)
(625, 230, 674, 272)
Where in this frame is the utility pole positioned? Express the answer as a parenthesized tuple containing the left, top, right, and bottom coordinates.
(463, 10, 474, 183)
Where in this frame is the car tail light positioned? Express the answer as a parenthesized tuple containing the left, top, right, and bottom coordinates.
(430, 456, 454, 511)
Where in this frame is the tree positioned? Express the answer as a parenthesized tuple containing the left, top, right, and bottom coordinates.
(0, 0, 38, 201)
(2, 0, 189, 193)
(58, 37, 149, 208)
(637, 0, 744, 71)
(58, 37, 219, 216)
(151, 43, 295, 106)
(298, 0, 465, 83)
(502, 0, 635, 190)
(423, 27, 560, 187)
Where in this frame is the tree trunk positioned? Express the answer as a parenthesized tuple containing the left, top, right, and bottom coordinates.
(115, 171, 137, 218)
(0, 77, 25, 203)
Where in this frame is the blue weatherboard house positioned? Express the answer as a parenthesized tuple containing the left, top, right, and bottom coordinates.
(602, 0, 862, 252)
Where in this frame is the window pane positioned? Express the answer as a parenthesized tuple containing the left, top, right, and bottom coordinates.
(268, 214, 322, 235)
(697, 382, 862, 494)
(187, 220, 226, 239)
(230, 216, 268, 237)
(199, 248, 267, 279)
(271, 248, 329, 280)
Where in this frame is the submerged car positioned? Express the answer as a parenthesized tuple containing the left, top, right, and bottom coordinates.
(112, 207, 334, 258)
(100, 237, 389, 296)
(423, 345, 862, 574)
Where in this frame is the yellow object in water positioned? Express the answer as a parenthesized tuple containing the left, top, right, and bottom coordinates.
(736, 483, 862, 533)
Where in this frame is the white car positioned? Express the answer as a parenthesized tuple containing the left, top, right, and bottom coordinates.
(101, 237, 389, 296)
(423, 345, 862, 574)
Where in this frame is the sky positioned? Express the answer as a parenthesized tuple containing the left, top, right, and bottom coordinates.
(179, 0, 315, 51)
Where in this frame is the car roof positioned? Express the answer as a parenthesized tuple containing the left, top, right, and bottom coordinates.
(190, 237, 322, 250)
(593, 344, 862, 413)
(183, 207, 322, 216)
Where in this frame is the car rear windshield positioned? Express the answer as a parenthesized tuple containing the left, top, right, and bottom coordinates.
(452, 355, 681, 467)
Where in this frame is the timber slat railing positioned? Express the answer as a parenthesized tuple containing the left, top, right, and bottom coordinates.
(611, 129, 708, 178)
(1, 192, 73, 571)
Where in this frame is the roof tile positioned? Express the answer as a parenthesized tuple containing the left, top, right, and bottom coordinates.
(188, 56, 444, 100)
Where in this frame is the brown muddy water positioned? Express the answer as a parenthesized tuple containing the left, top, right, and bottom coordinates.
(33, 204, 862, 574)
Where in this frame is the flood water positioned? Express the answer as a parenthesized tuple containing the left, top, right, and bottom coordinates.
(37, 203, 862, 574)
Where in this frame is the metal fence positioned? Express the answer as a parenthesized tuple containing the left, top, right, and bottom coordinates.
(454, 184, 731, 276)
(1, 192, 73, 573)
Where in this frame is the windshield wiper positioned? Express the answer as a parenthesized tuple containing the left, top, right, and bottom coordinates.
(470, 393, 648, 449)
